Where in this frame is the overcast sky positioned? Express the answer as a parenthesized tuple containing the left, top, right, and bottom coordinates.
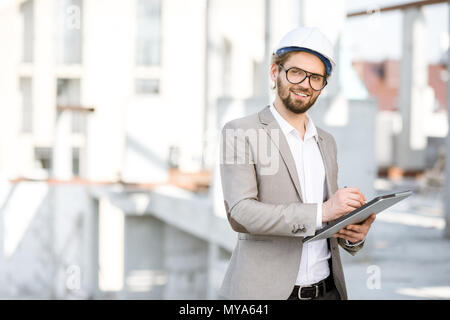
(345, 0, 449, 63)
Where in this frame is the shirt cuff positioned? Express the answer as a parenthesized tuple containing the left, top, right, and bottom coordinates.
(345, 239, 364, 247)
(316, 203, 323, 230)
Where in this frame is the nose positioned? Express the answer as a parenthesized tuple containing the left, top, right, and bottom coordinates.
(296, 76, 312, 91)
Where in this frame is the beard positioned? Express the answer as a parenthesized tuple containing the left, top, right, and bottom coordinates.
(276, 76, 319, 114)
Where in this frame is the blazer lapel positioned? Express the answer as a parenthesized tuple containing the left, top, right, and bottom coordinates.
(316, 132, 333, 200)
(258, 106, 335, 203)
(258, 106, 304, 203)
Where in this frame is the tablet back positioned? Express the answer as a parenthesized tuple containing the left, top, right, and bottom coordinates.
(302, 190, 413, 244)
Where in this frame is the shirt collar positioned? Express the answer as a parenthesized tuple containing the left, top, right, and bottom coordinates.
(269, 104, 318, 141)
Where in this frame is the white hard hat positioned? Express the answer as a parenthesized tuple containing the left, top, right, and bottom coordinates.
(273, 27, 336, 75)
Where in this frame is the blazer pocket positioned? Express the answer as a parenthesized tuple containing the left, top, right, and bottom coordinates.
(238, 233, 273, 242)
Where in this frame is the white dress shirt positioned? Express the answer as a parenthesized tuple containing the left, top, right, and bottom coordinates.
(270, 105, 331, 285)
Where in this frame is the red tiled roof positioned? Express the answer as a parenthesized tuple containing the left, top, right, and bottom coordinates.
(352, 60, 447, 112)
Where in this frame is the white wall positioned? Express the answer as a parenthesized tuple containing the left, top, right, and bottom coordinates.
(0, 2, 30, 178)
(0, 0, 213, 182)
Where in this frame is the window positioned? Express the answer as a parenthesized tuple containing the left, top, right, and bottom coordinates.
(135, 79, 159, 94)
(168, 145, 180, 169)
(56, 78, 84, 133)
(252, 59, 264, 97)
(20, 0, 34, 63)
(136, 0, 162, 66)
(20, 77, 33, 133)
(34, 147, 52, 171)
(56, 0, 82, 64)
(372, 63, 385, 80)
(221, 38, 232, 96)
(72, 147, 80, 176)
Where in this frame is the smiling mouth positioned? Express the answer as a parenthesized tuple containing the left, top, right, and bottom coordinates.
(292, 91, 310, 98)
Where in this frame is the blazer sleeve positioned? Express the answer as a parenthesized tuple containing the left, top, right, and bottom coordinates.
(219, 121, 318, 238)
(338, 238, 365, 255)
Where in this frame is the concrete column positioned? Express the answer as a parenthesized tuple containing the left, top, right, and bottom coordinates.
(0, 177, 7, 295)
(395, 7, 431, 170)
(297, 0, 304, 26)
(206, 242, 219, 299)
(263, 0, 271, 97)
(52, 110, 73, 180)
(202, 0, 210, 170)
(444, 0, 450, 239)
(163, 224, 208, 299)
(123, 215, 165, 299)
(82, 198, 99, 298)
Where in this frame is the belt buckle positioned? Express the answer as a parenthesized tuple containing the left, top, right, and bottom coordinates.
(298, 285, 319, 300)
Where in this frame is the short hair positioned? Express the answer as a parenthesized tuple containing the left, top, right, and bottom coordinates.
(270, 51, 297, 68)
(270, 52, 297, 90)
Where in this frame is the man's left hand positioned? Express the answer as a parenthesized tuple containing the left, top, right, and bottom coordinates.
(332, 213, 376, 244)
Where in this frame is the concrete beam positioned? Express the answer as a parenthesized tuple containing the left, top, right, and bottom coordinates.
(89, 185, 236, 252)
(347, 0, 447, 17)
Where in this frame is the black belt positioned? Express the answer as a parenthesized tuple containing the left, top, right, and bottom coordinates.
(290, 275, 335, 300)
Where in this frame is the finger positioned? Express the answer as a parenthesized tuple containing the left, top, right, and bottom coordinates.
(362, 214, 376, 226)
(341, 233, 363, 243)
(346, 199, 364, 209)
(339, 228, 365, 241)
(340, 228, 362, 237)
(344, 188, 366, 202)
(353, 214, 376, 226)
(347, 193, 366, 206)
(334, 230, 346, 237)
(335, 233, 361, 243)
(342, 191, 366, 208)
(345, 224, 363, 233)
(346, 225, 369, 236)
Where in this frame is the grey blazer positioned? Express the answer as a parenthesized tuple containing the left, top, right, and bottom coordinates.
(219, 106, 364, 300)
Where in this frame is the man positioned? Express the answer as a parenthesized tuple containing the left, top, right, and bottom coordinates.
(219, 27, 376, 300)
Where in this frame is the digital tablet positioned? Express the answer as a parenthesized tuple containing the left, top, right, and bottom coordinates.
(302, 190, 413, 244)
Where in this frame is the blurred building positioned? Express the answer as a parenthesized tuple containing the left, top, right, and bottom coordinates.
(353, 59, 448, 173)
(353, 60, 447, 112)
(0, 0, 209, 183)
(0, 0, 446, 300)
(0, 0, 378, 299)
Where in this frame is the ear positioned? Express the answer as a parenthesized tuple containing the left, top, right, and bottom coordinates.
(270, 64, 279, 83)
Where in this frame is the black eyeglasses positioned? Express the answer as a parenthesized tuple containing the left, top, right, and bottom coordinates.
(279, 64, 327, 91)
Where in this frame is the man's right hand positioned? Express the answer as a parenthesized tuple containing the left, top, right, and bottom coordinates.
(322, 187, 366, 223)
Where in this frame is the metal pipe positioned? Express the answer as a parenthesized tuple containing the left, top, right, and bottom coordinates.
(347, 0, 446, 17)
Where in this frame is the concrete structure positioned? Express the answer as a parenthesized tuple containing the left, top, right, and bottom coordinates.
(343, 178, 450, 300)
(348, 1, 448, 175)
(0, 0, 212, 183)
(352, 60, 448, 171)
(0, 0, 448, 299)
(444, 0, 450, 239)
(0, 180, 235, 299)
(395, 6, 431, 170)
